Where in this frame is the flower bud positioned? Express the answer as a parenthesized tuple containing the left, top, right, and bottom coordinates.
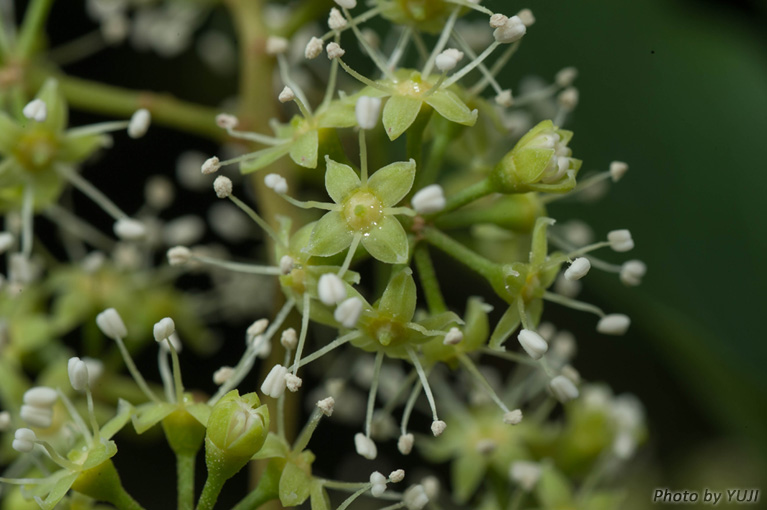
(205, 390, 269, 481)
(491, 120, 581, 193)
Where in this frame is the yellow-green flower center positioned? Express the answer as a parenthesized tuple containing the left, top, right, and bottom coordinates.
(394, 0, 449, 23)
(13, 129, 59, 172)
(343, 190, 384, 232)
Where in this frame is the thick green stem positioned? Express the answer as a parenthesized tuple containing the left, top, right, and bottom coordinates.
(26, 66, 222, 140)
(432, 177, 495, 218)
(177, 453, 196, 510)
(196, 474, 226, 510)
(423, 227, 500, 282)
(413, 245, 447, 314)
(17, 0, 54, 59)
(406, 107, 432, 170)
(413, 120, 457, 191)
(230, 460, 281, 510)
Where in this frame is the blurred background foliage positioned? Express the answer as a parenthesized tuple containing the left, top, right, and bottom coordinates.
(33, 0, 767, 504)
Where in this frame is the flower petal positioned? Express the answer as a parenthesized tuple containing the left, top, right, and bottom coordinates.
(241, 144, 291, 174)
(488, 302, 521, 350)
(379, 268, 417, 322)
(361, 216, 408, 264)
(325, 157, 361, 204)
(304, 213, 353, 257)
(289, 129, 318, 168)
(367, 159, 416, 207)
(382, 95, 422, 141)
(35, 79, 68, 133)
(425, 89, 478, 126)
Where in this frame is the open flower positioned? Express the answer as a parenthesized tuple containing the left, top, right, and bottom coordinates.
(304, 156, 416, 264)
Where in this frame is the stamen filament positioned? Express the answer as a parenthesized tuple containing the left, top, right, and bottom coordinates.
(277, 55, 313, 117)
(292, 408, 323, 454)
(189, 254, 282, 276)
(517, 298, 532, 330)
(165, 338, 185, 404)
(543, 291, 605, 317)
(458, 354, 510, 413)
(21, 184, 34, 257)
(44, 205, 114, 251)
(337, 486, 370, 510)
(224, 128, 288, 146)
(279, 194, 339, 211)
(421, 7, 461, 78)
(364, 351, 385, 438)
(444, 0, 494, 15)
(227, 194, 285, 248)
(37, 441, 80, 471)
(359, 129, 368, 184)
(320, 35, 342, 111)
(57, 389, 92, 444)
(469, 41, 520, 96)
(158, 348, 175, 402)
(114, 336, 160, 402)
(400, 378, 422, 435)
(541, 171, 612, 204)
(406, 347, 439, 421)
(451, 30, 504, 96)
(55, 165, 128, 221)
(338, 233, 362, 278)
(288, 331, 361, 370)
(341, 7, 395, 80)
(291, 293, 312, 376)
(320, 7, 383, 41)
(384, 207, 416, 217)
(66, 120, 129, 138)
(443, 41, 501, 89)
(480, 347, 538, 367)
(386, 28, 413, 71)
(338, 58, 391, 93)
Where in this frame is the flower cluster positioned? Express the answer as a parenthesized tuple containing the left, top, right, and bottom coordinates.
(0, 0, 648, 509)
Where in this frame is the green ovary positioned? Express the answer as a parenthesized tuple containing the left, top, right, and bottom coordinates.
(13, 129, 59, 172)
(343, 190, 384, 232)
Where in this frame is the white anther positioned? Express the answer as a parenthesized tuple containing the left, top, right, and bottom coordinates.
(264, 173, 288, 194)
(114, 218, 146, 241)
(412, 184, 446, 214)
(596, 314, 631, 335)
(552, 331, 577, 360)
(328, 7, 347, 30)
(495, 89, 513, 107)
(12, 428, 37, 453)
(489, 13, 508, 28)
(561, 365, 581, 385)
(435, 48, 464, 72)
(389, 469, 405, 483)
(215, 113, 239, 129)
(398, 433, 414, 455)
(550, 375, 579, 402)
(201, 156, 221, 175)
(370, 471, 387, 497)
(278, 86, 295, 103)
(493, 15, 526, 44)
(556, 66, 578, 87)
(0, 411, 10, 431)
(356, 96, 382, 130)
(213, 366, 235, 385)
(326, 41, 345, 59)
(316, 396, 335, 417)
(517, 329, 548, 360)
(261, 364, 288, 398)
(443, 327, 463, 345)
(613, 430, 637, 459)
(96, 308, 127, 340)
(620, 260, 646, 286)
(334, 0, 356, 8)
(247, 319, 269, 339)
(305, 37, 324, 59)
(153, 317, 175, 343)
(68, 357, 89, 391)
(280, 328, 298, 350)
(285, 373, 303, 392)
(23, 99, 47, 122)
(279, 255, 295, 275)
(23, 387, 58, 408)
(404, 484, 429, 510)
(266, 36, 289, 55)
(503, 409, 523, 425)
(334, 297, 363, 328)
(354, 433, 378, 459)
(421, 477, 440, 499)
(476, 438, 497, 455)
(128, 108, 151, 138)
(558, 87, 579, 110)
(607, 229, 634, 252)
(20, 406, 53, 428)
(0, 232, 14, 254)
(145, 175, 174, 210)
(509, 461, 541, 491)
(318, 273, 346, 305)
(430, 420, 447, 437)
(167, 246, 191, 266)
(609, 160, 629, 182)
(213, 176, 233, 198)
(564, 257, 591, 281)
(516, 8, 535, 27)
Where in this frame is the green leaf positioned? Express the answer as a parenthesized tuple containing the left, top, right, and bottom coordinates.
(379, 268, 417, 322)
(325, 157, 361, 204)
(305, 213, 353, 257)
(240, 144, 291, 174)
(382, 95, 422, 140)
(489, 303, 521, 350)
(290, 130, 319, 168)
(310, 481, 331, 510)
(367, 159, 416, 207)
(361, 216, 409, 264)
(131, 402, 176, 434)
(278, 461, 312, 506)
(425, 89, 478, 126)
(452, 452, 487, 504)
